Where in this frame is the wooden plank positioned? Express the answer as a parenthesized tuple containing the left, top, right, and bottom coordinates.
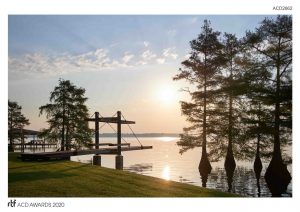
(108, 143, 130, 146)
(85, 117, 135, 124)
(88, 143, 112, 146)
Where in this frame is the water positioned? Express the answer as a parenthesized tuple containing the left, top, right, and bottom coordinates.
(17, 137, 292, 197)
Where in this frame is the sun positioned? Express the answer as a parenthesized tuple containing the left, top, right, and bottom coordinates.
(158, 85, 176, 104)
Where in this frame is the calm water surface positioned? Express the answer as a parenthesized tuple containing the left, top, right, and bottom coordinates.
(70, 137, 292, 197)
(19, 137, 292, 197)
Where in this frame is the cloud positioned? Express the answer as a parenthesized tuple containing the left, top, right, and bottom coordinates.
(122, 52, 135, 63)
(156, 58, 165, 64)
(141, 50, 156, 60)
(8, 48, 127, 77)
(8, 46, 180, 78)
(136, 61, 147, 66)
(162, 47, 178, 60)
(9, 53, 61, 75)
(143, 41, 150, 47)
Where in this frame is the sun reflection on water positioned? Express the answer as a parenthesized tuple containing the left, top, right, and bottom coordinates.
(157, 137, 177, 142)
(162, 165, 170, 180)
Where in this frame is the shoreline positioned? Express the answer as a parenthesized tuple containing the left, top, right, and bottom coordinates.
(8, 153, 239, 197)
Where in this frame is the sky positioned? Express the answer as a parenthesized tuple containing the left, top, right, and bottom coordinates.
(8, 15, 276, 133)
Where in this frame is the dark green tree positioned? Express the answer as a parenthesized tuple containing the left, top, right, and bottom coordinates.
(8, 100, 30, 152)
(244, 15, 292, 196)
(173, 20, 224, 184)
(237, 55, 274, 177)
(39, 79, 92, 151)
(212, 33, 246, 185)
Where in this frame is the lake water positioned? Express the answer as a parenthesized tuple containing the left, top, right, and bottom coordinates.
(68, 137, 292, 197)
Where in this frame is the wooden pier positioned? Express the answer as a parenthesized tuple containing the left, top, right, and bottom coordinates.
(20, 145, 152, 161)
(19, 111, 153, 169)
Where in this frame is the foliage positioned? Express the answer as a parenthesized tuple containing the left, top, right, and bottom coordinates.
(243, 15, 292, 162)
(39, 79, 92, 150)
(174, 15, 292, 164)
(174, 20, 224, 157)
(8, 100, 30, 151)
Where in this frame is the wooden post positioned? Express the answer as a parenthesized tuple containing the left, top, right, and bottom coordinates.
(93, 155, 101, 166)
(117, 111, 121, 156)
(116, 155, 123, 170)
(95, 112, 100, 150)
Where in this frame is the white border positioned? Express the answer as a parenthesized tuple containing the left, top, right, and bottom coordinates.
(1, 0, 295, 14)
(1, 0, 298, 212)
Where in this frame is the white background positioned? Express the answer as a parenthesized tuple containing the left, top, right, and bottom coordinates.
(0, 0, 298, 211)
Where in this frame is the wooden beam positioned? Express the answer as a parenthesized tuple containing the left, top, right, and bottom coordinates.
(88, 143, 112, 146)
(108, 143, 130, 146)
(85, 117, 135, 124)
(88, 143, 131, 146)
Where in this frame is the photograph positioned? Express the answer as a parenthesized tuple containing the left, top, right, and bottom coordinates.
(7, 14, 292, 198)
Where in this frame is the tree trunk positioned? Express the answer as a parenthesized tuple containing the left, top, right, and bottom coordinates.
(66, 124, 70, 151)
(254, 104, 263, 179)
(61, 104, 66, 151)
(199, 72, 212, 179)
(265, 44, 291, 196)
(254, 133, 262, 179)
(9, 112, 14, 152)
(224, 64, 236, 177)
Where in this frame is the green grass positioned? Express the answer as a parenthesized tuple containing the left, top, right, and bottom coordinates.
(8, 153, 239, 197)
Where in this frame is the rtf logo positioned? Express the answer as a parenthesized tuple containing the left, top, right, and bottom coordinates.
(8, 199, 17, 207)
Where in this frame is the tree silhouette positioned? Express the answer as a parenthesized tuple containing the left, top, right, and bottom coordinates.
(237, 54, 273, 179)
(244, 15, 292, 196)
(8, 100, 30, 152)
(174, 20, 224, 179)
(218, 33, 243, 175)
(39, 79, 92, 151)
(174, 16, 292, 195)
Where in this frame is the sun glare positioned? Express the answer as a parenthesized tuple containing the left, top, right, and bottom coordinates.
(162, 165, 170, 180)
(158, 85, 176, 105)
(157, 137, 177, 142)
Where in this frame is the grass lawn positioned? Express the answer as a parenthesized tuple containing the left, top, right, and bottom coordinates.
(8, 153, 239, 197)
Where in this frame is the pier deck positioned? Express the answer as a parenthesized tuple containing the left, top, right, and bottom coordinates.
(20, 146, 152, 161)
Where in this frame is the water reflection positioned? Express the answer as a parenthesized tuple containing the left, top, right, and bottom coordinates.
(157, 137, 177, 142)
(225, 165, 235, 192)
(199, 170, 209, 187)
(124, 163, 153, 174)
(179, 176, 194, 184)
(162, 165, 170, 180)
(254, 155, 263, 197)
(69, 137, 292, 197)
(256, 176, 261, 197)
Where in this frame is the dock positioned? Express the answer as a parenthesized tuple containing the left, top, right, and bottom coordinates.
(20, 145, 152, 161)
(19, 111, 153, 170)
